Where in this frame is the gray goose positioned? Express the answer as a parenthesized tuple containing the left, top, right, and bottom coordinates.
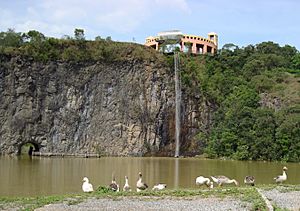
(244, 176, 255, 186)
(211, 175, 239, 187)
(109, 175, 120, 192)
(136, 172, 148, 192)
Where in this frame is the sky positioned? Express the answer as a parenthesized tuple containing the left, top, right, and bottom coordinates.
(1, 0, 300, 50)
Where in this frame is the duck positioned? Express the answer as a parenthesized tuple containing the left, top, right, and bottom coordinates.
(109, 175, 120, 192)
(274, 166, 288, 183)
(152, 183, 167, 191)
(82, 177, 94, 193)
(211, 175, 239, 187)
(244, 176, 255, 186)
(195, 176, 213, 188)
(123, 176, 131, 192)
(136, 172, 148, 192)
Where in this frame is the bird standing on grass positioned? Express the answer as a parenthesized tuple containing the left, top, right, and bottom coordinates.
(136, 172, 148, 192)
(109, 175, 120, 192)
(82, 177, 94, 193)
(123, 176, 131, 192)
(244, 176, 255, 186)
(196, 176, 214, 189)
(274, 166, 288, 183)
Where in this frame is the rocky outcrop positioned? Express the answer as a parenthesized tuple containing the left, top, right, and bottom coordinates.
(0, 53, 214, 156)
(259, 93, 282, 111)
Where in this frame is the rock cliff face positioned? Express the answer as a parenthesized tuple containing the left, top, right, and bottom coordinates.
(0, 54, 213, 156)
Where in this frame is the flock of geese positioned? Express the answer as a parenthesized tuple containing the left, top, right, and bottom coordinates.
(82, 166, 288, 193)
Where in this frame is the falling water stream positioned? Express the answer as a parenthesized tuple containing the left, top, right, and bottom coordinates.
(174, 52, 181, 157)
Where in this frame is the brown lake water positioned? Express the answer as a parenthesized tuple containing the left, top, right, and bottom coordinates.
(0, 156, 299, 196)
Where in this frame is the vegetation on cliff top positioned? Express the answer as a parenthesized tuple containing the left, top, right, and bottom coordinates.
(0, 29, 299, 162)
(0, 28, 162, 62)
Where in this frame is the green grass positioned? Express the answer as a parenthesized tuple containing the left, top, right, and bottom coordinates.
(273, 204, 290, 211)
(0, 186, 270, 211)
(0, 194, 81, 211)
(258, 184, 300, 192)
(3, 185, 300, 211)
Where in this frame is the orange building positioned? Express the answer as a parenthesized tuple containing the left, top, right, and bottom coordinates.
(145, 30, 218, 54)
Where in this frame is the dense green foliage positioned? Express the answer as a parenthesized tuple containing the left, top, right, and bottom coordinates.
(0, 29, 160, 62)
(180, 42, 300, 162)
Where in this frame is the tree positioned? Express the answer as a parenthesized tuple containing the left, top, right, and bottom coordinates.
(222, 43, 238, 51)
(74, 28, 85, 40)
(105, 36, 112, 41)
(275, 107, 300, 161)
(251, 74, 274, 93)
(292, 53, 300, 69)
(256, 41, 281, 54)
(61, 35, 72, 40)
(0, 28, 23, 47)
(281, 45, 297, 59)
(22, 30, 45, 43)
(95, 36, 103, 41)
(250, 108, 276, 160)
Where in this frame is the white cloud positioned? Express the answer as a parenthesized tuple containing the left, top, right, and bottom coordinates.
(0, 0, 191, 37)
(154, 0, 191, 13)
(94, 1, 150, 33)
(0, 9, 15, 31)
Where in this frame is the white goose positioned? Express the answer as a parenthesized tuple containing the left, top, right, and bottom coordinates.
(196, 176, 213, 188)
(152, 183, 167, 191)
(123, 176, 131, 192)
(136, 172, 148, 192)
(82, 177, 94, 193)
(211, 176, 239, 187)
(109, 175, 120, 192)
(274, 166, 288, 183)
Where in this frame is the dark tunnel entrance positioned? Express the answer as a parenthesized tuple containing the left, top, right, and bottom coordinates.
(19, 142, 40, 156)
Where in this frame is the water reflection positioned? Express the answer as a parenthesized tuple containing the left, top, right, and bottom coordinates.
(174, 158, 179, 189)
(0, 156, 299, 196)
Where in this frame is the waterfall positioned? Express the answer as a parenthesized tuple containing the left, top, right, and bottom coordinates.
(174, 52, 181, 157)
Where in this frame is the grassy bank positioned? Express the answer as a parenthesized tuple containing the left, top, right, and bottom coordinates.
(0, 186, 274, 211)
(3, 185, 299, 210)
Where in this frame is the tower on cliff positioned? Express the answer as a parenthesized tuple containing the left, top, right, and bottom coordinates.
(208, 32, 218, 47)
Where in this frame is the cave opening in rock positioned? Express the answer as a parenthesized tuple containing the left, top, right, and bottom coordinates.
(19, 143, 40, 156)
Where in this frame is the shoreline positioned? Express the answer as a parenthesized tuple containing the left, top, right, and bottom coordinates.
(1, 185, 300, 211)
(32, 152, 101, 158)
